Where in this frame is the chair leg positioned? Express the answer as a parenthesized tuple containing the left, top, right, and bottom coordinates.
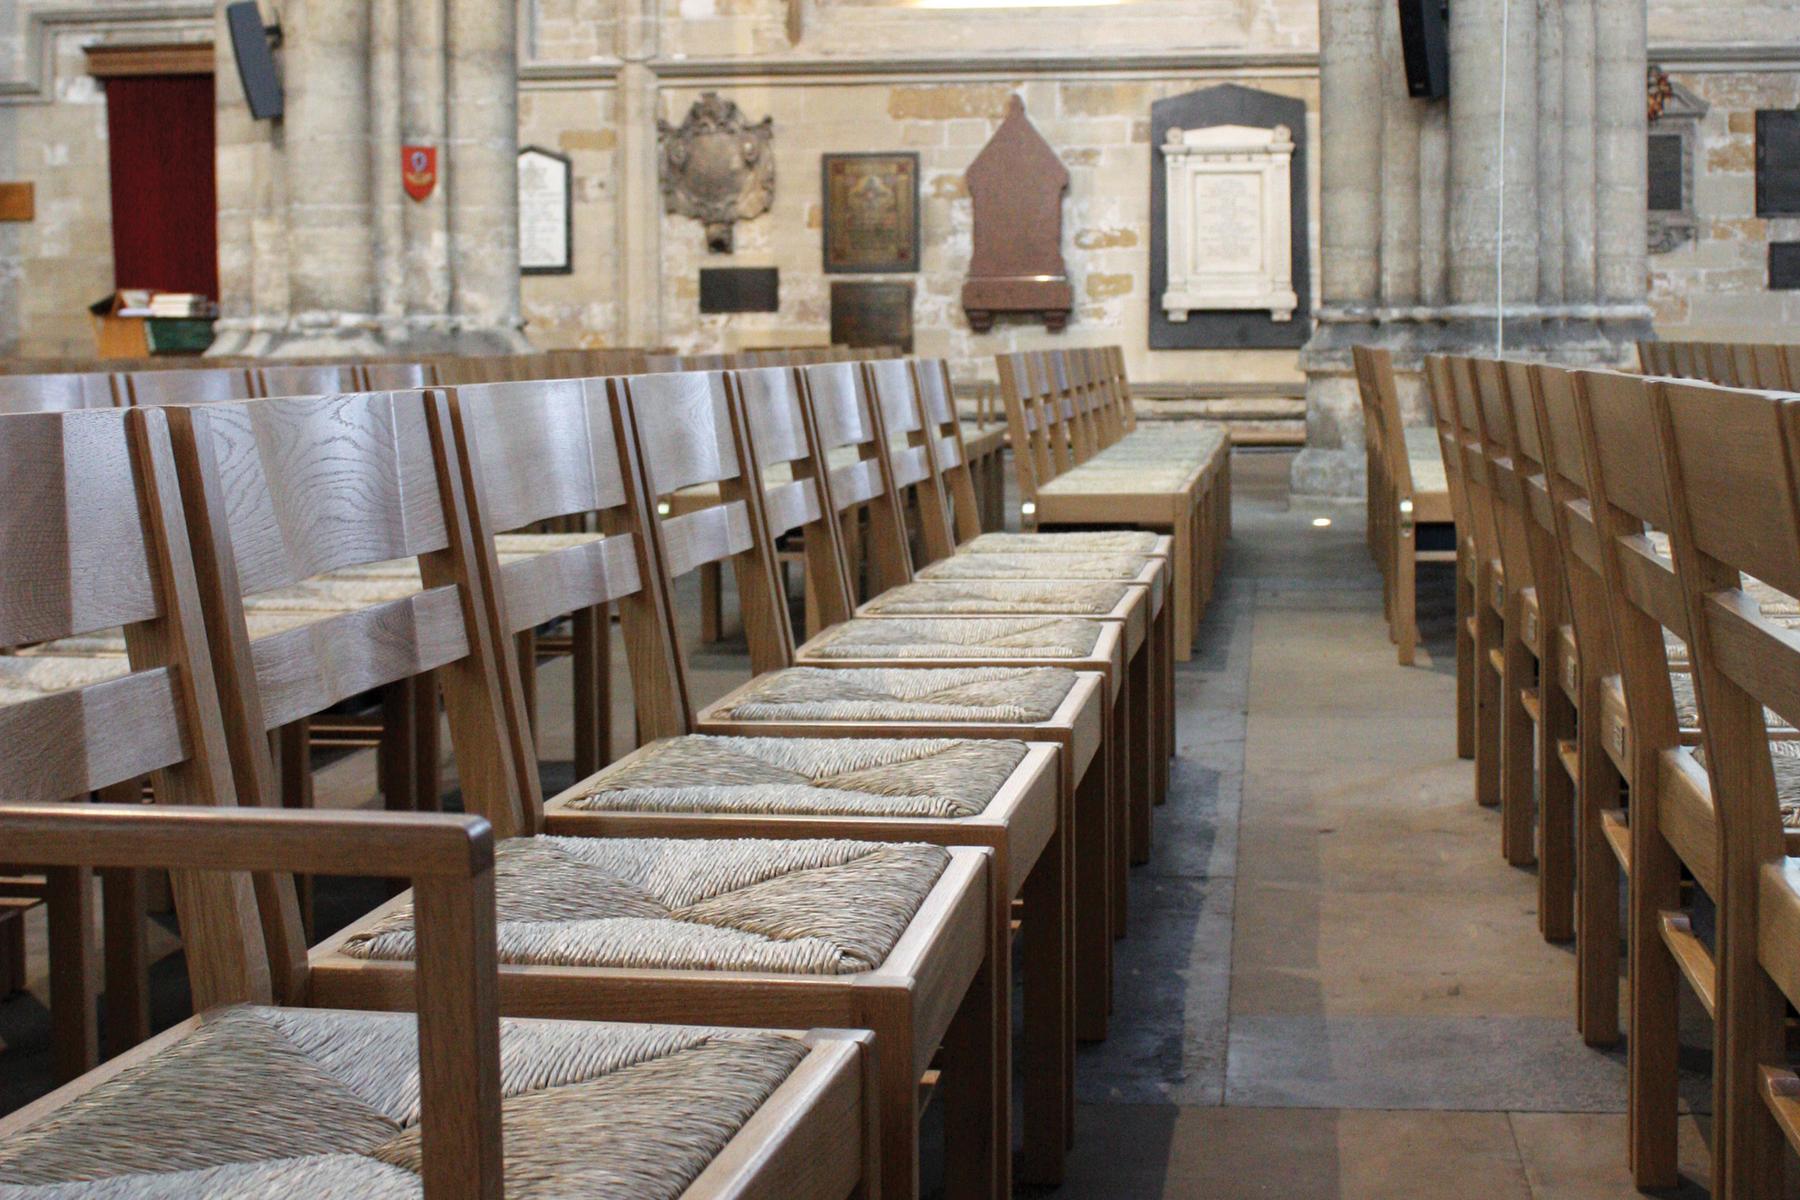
(1395, 536, 1418, 666)
(413, 672, 442, 812)
(572, 605, 606, 779)
(0, 909, 24, 997)
(1577, 738, 1622, 1047)
(1539, 685, 1576, 943)
(1501, 638, 1537, 867)
(1110, 687, 1129, 938)
(1129, 643, 1153, 862)
(943, 894, 1008, 1200)
(1456, 564, 1476, 760)
(1019, 826, 1070, 1185)
(99, 865, 149, 1055)
(1474, 598, 1503, 810)
(1172, 507, 1197, 662)
(1075, 756, 1111, 1042)
(700, 561, 723, 644)
(379, 679, 419, 813)
(45, 865, 97, 1083)
(1628, 822, 1682, 1190)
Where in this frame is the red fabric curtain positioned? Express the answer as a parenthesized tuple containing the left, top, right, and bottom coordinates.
(104, 73, 218, 299)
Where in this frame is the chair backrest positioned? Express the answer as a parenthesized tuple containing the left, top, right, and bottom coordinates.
(1421, 355, 1475, 545)
(253, 362, 355, 398)
(864, 358, 956, 565)
(622, 370, 797, 689)
(1469, 358, 1536, 593)
(1569, 369, 1706, 880)
(914, 358, 985, 543)
(446, 376, 673, 814)
(0, 371, 116, 413)
(996, 351, 1050, 505)
(1442, 357, 1505, 580)
(359, 360, 437, 390)
(122, 366, 254, 406)
(1525, 363, 1620, 693)
(1656, 382, 1800, 1198)
(801, 361, 913, 594)
(732, 365, 857, 630)
(1364, 346, 1417, 498)
(166, 391, 531, 986)
(0, 405, 267, 1010)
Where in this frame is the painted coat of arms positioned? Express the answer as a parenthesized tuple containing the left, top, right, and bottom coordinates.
(658, 93, 774, 253)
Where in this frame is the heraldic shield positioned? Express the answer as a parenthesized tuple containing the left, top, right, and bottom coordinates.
(402, 145, 437, 202)
(658, 93, 774, 253)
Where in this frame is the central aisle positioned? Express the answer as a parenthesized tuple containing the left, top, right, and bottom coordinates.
(1054, 451, 1708, 1199)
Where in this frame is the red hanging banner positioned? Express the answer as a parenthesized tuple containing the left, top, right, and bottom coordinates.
(401, 145, 437, 202)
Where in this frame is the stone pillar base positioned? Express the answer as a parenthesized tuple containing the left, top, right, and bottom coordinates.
(208, 320, 531, 360)
(1290, 309, 1652, 497)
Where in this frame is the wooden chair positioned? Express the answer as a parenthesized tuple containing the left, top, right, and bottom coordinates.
(1559, 367, 1800, 1190)
(845, 358, 1154, 884)
(996, 351, 1222, 660)
(1438, 356, 1508, 812)
(1467, 358, 1542, 869)
(0, 402, 876, 1200)
(173, 386, 983, 1200)
(359, 360, 438, 390)
(1422, 356, 1478, 761)
(1654, 377, 1800, 1199)
(1354, 346, 1455, 666)
(523, 364, 1074, 1186)
(1495, 361, 1578, 943)
(884, 357, 1173, 819)
(617, 370, 1112, 1087)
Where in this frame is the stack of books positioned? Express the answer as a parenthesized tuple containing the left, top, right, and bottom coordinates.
(148, 292, 217, 319)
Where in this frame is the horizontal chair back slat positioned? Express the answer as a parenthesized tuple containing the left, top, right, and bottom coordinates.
(453, 378, 626, 532)
(254, 364, 355, 399)
(179, 393, 451, 596)
(0, 372, 115, 413)
(122, 366, 254, 407)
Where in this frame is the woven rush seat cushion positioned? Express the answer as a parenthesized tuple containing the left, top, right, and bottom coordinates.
(961, 531, 1163, 557)
(803, 616, 1105, 660)
(711, 666, 1080, 724)
(1403, 428, 1448, 495)
(0, 652, 129, 704)
(564, 735, 1029, 818)
(1039, 463, 1195, 494)
(917, 553, 1153, 583)
(339, 836, 949, 974)
(0, 1004, 808, 1200)
(860, 579, 1135, 617)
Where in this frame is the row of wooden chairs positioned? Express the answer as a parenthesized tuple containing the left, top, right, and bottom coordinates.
(644, 345, 900, 371)
(998, 345, 1232, 662)
(1637, 338, 1800, 389)
(1353, 348, 1457, 668)
(0, 361, 1193, 1195)
(1421, 352, 1800, 1195)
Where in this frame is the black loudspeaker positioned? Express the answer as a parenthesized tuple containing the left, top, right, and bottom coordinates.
(1397, 0, 1450, 100)
(226, 1, 283, 121)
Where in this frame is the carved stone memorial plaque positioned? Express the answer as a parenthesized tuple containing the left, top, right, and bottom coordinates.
(1161, 123, 1296, 322)
(961, 96, 1073, 333)
(659, 93, 774, 254)
(518, 146, 572, 275)
(1149, 84, 1309, 350)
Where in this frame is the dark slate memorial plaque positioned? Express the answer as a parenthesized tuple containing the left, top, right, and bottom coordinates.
(831, 281, 914, 352)
(1149, 84, 1311, 350)
(699, 267, 780, 313)
(1770, 242, 1800, 290)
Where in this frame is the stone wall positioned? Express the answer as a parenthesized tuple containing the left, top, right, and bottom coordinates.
(0, 5, 213, 359)
(1649, 68, 1800, 341)
(595, 75, 1319, 385)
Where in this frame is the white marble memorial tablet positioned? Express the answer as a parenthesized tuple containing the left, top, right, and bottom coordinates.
(1159, 123, 1297, 322)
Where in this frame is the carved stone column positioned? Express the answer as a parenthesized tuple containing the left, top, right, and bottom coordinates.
(210, 0, 524, 356)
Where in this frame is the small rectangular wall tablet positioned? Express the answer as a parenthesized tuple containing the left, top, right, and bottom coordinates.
(699, 267, 780, 313)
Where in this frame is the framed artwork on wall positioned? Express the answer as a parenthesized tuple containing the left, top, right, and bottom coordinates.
(822, 152, 920, 273)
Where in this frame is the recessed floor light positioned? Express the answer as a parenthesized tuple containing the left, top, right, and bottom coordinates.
(1311, 517, 1332, 528)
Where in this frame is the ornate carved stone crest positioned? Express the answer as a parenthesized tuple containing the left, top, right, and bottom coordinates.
(658, 93, 775, 254)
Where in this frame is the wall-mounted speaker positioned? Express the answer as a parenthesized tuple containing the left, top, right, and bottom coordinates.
(1397, 0, 1449, 100)
(226, 1, 283, 121)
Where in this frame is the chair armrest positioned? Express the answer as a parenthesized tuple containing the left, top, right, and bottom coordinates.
(0, 805, 503, 1200)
